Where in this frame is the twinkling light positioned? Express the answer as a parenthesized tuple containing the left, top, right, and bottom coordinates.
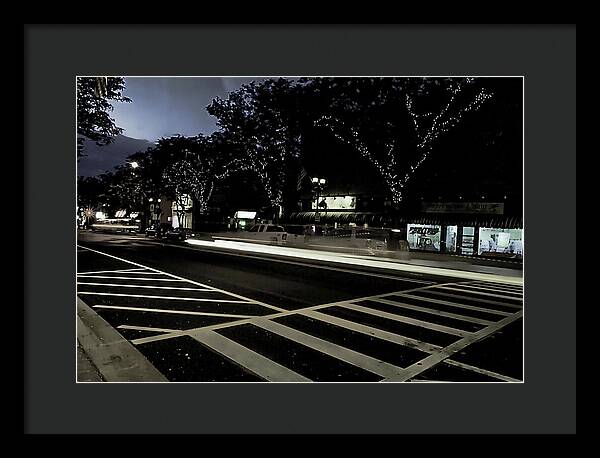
(316, 78, 493, 205)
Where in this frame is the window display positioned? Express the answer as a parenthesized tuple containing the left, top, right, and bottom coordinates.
(407, 224, 441, 252)
(445, 225, 458, 253)
(478, 228, 523, 257)
(461, 226, 475, 255)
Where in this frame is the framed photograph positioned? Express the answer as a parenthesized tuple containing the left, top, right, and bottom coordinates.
(24, 24, 576, 435)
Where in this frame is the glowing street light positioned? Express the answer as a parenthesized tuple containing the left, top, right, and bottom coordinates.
(130, 161, 139, 169)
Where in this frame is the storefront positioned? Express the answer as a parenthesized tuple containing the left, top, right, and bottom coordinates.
(231, 210, 257, 230)
(407, 224, 442, 252)
(478, 227, 523, 257)
(171, 194, 193, 229)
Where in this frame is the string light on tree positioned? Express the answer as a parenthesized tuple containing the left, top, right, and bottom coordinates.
(315, 78, 493, 205)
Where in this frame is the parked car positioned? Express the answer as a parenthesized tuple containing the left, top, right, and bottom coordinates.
(145, 222, 173, 238)
(242, 224, 288, 245)
(164, 227, 194, 241)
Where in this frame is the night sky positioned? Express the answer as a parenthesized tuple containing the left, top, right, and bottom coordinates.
(110, 77, 266, 141)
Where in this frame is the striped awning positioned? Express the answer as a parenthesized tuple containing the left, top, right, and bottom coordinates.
(285, 212, 522, 229)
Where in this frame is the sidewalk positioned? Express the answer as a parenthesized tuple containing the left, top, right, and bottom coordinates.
(77, 341, 104, 382)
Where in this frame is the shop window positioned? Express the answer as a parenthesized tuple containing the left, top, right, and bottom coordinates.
(446, 226, 458, 253)
(478, 228, 523, 257)
(461, 227, 475, 255)
(407, 224, 441, 252)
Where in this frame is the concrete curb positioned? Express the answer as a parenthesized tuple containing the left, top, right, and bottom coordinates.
(77, 297, 168, 382)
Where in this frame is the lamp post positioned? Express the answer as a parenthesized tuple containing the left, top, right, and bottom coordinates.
(312, 177, 327, 223)
(129, 161, 146, 231)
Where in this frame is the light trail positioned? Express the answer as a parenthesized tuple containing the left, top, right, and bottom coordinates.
(185, 238, 523, 285)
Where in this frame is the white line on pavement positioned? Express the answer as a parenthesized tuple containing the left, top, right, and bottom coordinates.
(341, 303, 471, 337)
(117, 324, 183, 334)
(77, 268, 148, 275)
(76, 275, 186, 282)
(443, 359, 521, 382)
(78, 292, 253, 303)
(77, 245, 287, 313)
(381, 310, 523, 382)
(437, 285, 524, 301)
(128, 282, 463, 347)
(187, 329, 311, 382)
(77, 282, 214, 291)
(418, 289, 523, 309)
(252, 318, 408, 379)
(94, 305, 254, 319)
(387, 293, 512, 317)
(298, 309, 441, 354)
(459, 283, 523, 295)
(372, 298, 495, 326)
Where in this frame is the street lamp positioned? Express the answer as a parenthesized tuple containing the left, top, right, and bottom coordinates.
(130, 161, 139, 169)
(311, 177, 327, 223)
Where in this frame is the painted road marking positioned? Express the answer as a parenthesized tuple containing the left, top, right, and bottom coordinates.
(437, 285, 524, 301)
(420, 289, 522, 309)
(381, 310, 523, 382)
(450, 283, 523, 296)
(298, 309, 441, 353)
(443, 359, 521, 383)
(372, 298, 494, 326)
(467, 280, 523, 291)
(79, 244, 523, 382)
(341, 303, 470, 338)
(77, 268, 147, 275)
(117, 325, 183, 334)
(79, 292, 253, 303)
(77, 282, 214, 292)
(187, 329, 311, 382)
(252, 318, 408, 379)
(387, 293, 512, 317)
(128, 282, 462, 347)
(76, 275, 187, 282)
(125, 279, 523, 382)
(77, 245, 287, 313)
(94, 305, 254, 319)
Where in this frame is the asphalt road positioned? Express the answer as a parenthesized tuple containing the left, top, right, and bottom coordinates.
(76, 231, 524, 383)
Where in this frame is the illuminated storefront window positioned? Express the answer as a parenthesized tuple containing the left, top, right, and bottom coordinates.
(311, 195, 356, 210)
(478, 228, 523, 257)
(461, 227, 475, 255)
(407, 224, 442, 252)
(446, 225, 458, 253)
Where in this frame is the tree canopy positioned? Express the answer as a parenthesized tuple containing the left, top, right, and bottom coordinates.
(77, 77, 131, 157)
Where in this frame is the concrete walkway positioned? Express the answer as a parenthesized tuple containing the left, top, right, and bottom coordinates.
(77, 342, 104, 382)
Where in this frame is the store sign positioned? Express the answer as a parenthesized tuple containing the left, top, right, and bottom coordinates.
(408, 226, 440, 235)
(407, 224, 442, 252)
(235, 211, 257, 219)
(422, 202, 504, 214)
(311, 195, 356, 210)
